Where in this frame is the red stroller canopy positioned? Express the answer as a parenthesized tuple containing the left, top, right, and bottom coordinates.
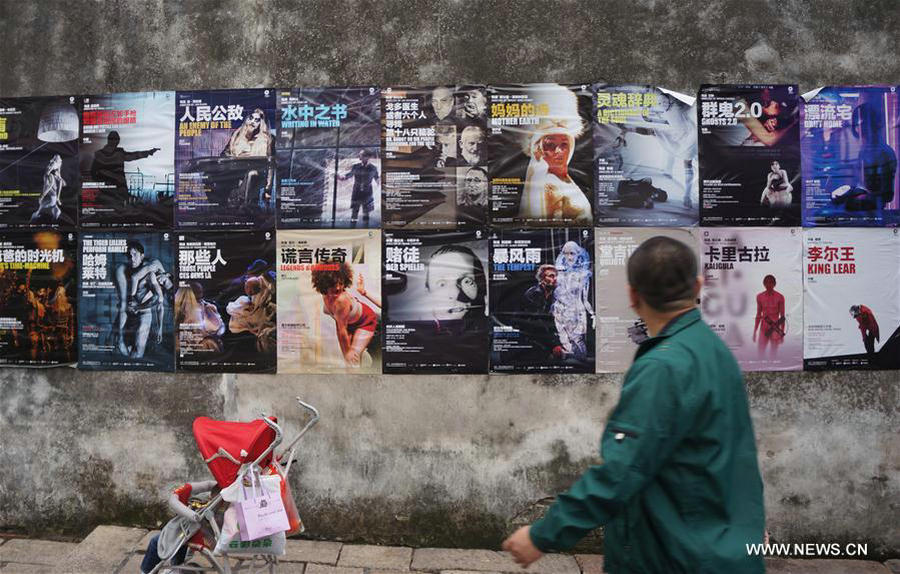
(193, 416, 277, 488)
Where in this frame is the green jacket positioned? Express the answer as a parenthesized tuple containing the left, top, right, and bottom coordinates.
(530, 309, 765, 574)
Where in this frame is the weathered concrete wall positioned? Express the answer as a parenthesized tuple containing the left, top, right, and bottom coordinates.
(0, 0, 898, 559)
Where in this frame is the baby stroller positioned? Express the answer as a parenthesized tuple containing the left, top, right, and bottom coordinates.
(144, 397, 319, 574)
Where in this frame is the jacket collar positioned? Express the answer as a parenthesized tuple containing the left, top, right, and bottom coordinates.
(635, 308, 701, 358)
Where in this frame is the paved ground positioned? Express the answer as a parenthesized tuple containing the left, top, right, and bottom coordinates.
(1, 527, 897, 573)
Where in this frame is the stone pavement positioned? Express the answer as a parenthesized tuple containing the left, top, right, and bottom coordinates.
(0, 527, 896, 573)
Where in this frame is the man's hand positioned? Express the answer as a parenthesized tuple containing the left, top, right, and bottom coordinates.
(155, 329, 163, 345)
(502, 526, 543, 568)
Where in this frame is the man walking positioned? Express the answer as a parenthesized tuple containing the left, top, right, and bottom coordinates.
(503, 236, 765, 573)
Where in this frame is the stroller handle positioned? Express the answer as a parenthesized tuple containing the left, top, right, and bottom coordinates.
(281, 397, 320, 456)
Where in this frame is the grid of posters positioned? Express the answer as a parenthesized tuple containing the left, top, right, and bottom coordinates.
(595, 227, 698, 372)
(803, 228, 900, 371)
(277, 87, 381, 229)
(78, 232, 175, 371)
(0, 96, 80, 229)
(382, 85, 488, 229)
(79, 92, 175, 228)
(175, 89, 276, 230)
(490, 228, 594, 373)
(0, 231, 77, 366)
(277, 229, 381, 374)
(700, 227, 803, 371)
(801, 86, 900, 227)
(383, 229, 489, 373)
(489, 84, 594, 227)
(698, 84, 801, 226)
(594, 85, 699, 226)
(176, 231, 276, 373)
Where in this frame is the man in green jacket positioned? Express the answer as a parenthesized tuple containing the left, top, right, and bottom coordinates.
(503, 236, 765, 573)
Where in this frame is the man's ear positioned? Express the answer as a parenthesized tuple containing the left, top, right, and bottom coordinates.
(628, 284, 640, 310)
(693, 275, 703, 302)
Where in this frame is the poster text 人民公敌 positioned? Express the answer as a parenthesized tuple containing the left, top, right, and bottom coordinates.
(277, 87, 382, 229)
(176, 230, 276, 373)
(489, 84, 594, 227)
(490, 228, 595, 373)
(277, 229, 381, 374)
(0, 230, 77, 366)
(79, 92, 176, 229)
(803, 228, 900, 371)
(801, 86, 900, 227)
(594, 85, 699, 226)
(78, 232, 175, 371)
(699, 84, 801, 226)
(700, 227, 803, 371)
(382, 85, 489, 229)
(383, 229, 489, 374)
(175, 89, 276, 229)
(0, 96, 80, 229)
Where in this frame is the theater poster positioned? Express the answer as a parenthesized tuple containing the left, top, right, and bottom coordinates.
(595, 227, 697, 373)
(803, 228, 900, 371)
(277, 229, 381, 374)
(488, 84, 593, 227)
(78, 232, 175, 371)
(594, 85, 699, 226)
(801, 86, 900, 227)
(383, 229, 489, 374)
(175, 89, 276, 229)
(382, 85, 488, 229)
(698, 84, 801, 226)
(277, 87, 381, 229)
(490, 228, 594, 373)
(0, 96, 80, 229)
(79, 92, 176, 228)
(0, 230, 76, 366)
(176, 231, 276, 373)
(700, 227, 803, 371)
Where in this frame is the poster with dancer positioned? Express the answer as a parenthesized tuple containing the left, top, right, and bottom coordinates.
(382, 85, 488, 229)
(79, 92, 176, 228)
(488, 83, 593, 227)
(0, 96, 80, 229)
(803, 228, 900, 371)
(176, 231, 276, 373)
(78, 232, 175, 371)
(276, 86, 381, 229)
(594, 85, 699, 226)
(801, 86, 900, 227)
(383, 229, 489, 374)
(490, 228, 594, 373)
(0, 230, 77, 366)
(699, 227, 803, 371)
(277, 229, 381, 374)
(698, 84, 801, 226)
(595, 227, 698, 372)
(175, 89, 276, 229)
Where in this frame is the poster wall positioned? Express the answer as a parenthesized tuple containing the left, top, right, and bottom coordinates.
(277, 229, 381, 374)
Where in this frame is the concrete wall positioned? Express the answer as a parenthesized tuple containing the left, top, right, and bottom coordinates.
(0, 0, 898, 559)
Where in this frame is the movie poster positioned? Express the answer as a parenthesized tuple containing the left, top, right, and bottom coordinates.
(594, 85, 699, 226)
(277, 87, 381, 229)
(698, 84, 801, 226)
(595, 227, 698, 372)
(277, 229, 381, 374)
(490, 228, 594, 373)
(383, 229, 489, 374)
(382, 85, 489, 229)
(700, 227, 803, 371)
(0, 96, 80, 229)
(0, 231, 76, 366)
(801, 86, 900, 227)
(176, 231, 276, 373)
(488, 84, 594, 227)
(803, 228, 900, 371)
(78, 232, 175, 371)
(175, 89, 276, 229)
